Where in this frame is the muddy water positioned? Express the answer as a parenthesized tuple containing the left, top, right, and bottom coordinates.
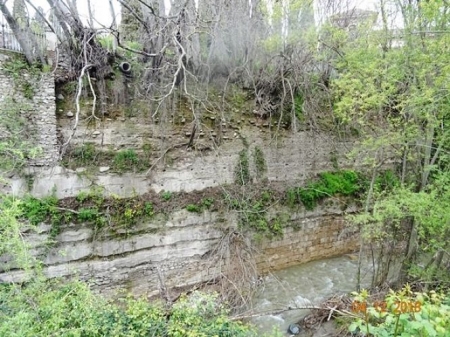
(249, 255, 374, 336)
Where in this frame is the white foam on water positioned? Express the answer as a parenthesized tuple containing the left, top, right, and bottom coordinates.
(268, 315, 285, 323)
(259, 298, 273, 308)
(323, 277, 334, 292)
(251, 255, 375, 335)
(293, 295, 312, 307)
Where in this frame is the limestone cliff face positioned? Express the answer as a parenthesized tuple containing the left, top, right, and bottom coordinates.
(1, 128, 359, 297)
(0, 49, 359, 297)
(0, 203, 358, 298)
(9, 130, 354, 198)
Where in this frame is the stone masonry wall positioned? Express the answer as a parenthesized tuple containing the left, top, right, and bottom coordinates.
(0, 52, 59, 166)
(0, 202, 359, 298)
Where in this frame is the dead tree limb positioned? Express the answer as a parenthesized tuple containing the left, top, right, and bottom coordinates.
(60, 63, 93, 158)
(0, 0, 45, 64)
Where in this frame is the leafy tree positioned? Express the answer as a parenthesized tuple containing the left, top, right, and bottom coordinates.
(0, 0, 46, 64)
(328, 0, 450, 288)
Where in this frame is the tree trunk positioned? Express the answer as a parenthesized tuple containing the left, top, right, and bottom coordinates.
(0, 1, 42, 64)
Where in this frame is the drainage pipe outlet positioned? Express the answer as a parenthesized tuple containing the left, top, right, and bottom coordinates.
(119, 62, 131, 74)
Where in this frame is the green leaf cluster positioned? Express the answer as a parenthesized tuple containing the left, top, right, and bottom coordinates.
(185, 198, 215, 213)
(0, 281, 256, 337)
(113, 149, 141, 172)
(349, 286, 450, 337)
(354, 172, 450, 254)
(288, 170, 363, 210)
(226, 191, 284, 237)
(0, 99, 41, 173)
(63, 145, 150, 174)
(0, 187, 257, 337)
(2, 56, 40, 99)
(327, 0, 450, 286)
(235, 150, 250, 186)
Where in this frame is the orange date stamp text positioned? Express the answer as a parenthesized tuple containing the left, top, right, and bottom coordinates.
(351, 300, 421, 314)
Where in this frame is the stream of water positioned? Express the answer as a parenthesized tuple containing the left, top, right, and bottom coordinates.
(249, 254, 374, 336)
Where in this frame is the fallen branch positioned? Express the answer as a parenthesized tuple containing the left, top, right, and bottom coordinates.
(86, 74, 99, 120)
(231, 305, 323, 321)
(60, 64, 93, 158)
(145, 142, 188, 175)
(55, 207, 81, 214)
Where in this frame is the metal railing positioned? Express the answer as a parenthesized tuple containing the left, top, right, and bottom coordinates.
(0, 23, 47, 55)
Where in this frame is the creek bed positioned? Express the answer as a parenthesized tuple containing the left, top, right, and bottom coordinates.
(248, 254, 373, 336)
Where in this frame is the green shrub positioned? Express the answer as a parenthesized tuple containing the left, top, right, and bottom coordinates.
(144, 202, 154, 216)
(0, 280, 257, 337)
(225, 194, 284, 238)
(286, 188, 297, 208)
(72, 143, 97, 165)
(186, 204, 201, 213)
(98, 34, 115, 51)
(77, 207, 100, 222)
(76, 191, 90, 203)
(235, 150, 250, 185)
(76, 207, 107, 229)
(0, 99, 41, 172)
(374, 169, 399, 192)
(113, 149, 140, 172)
(20, 195, 58, 226)
(261, 190, 271, 202)
(349, 286, 450, 337)
(200, 197, 214, 209)
(75, 188, 105, 206)
(111, 200, 154, 228)
(290, 170, 362, 210)
(161, 191, 173, 201)
(293, 93, 305, 122)
(253, 147, 266, 176)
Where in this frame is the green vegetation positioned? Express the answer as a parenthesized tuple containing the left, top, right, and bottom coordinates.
(200, 197, 214, 209)
(288, 170, 363, 210)
(1, 55, 39, 99)
(229, 85, 248, 110)
(113, 149, 141, 172)
(20, 195, 59, 226)
(0, 99, 41, 173)
(0, 196, 34, 271)
(13, 170, 369, 241)
(98, 34, 115, 51)
(185, 198, 215, 213)
(235, 149, 250, 185)
(77, 207, 102, 222)
(0, 279, 260, 337)
(186, 204, 202, 213)
(328, 0, 450, 290)
(293, 93, 305, 122)
(10, 168, 386, 244)
(253, 147, 267, 177)
(161, 191, 173, 201)
(225, 190, 284, 237)
(71, 143, 98, 166)
(0, 183, 261, 336)
(348, 286, 450, 337)
(16, 189, 157, 236)
(63, 145, 150, 173)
